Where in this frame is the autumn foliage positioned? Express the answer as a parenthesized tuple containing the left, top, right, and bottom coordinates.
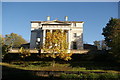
(19, 47, 31, 58)
(41, 30, 73, 61)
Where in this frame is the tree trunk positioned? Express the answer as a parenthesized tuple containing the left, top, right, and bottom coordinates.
(52, 59, 55, 67)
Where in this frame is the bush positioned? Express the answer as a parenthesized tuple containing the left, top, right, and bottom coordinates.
(79, 73, 87, 79)
(19, 47, 31, 59)
(59, 73, 66, 78)
(66, 74, 79, 78)
(86, 73, 99, 79)
(3, 53, 21, 62)
(60, 73, 79, 79)
(99, 73, 119, 79)
(118, 74, 120, 78)
(60, 73, 120, 79)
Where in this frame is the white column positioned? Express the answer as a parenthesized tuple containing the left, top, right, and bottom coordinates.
(50, 29, 52, 33)
(43, 29, 46, 44)
(68, 30, 71, 50)
(81, 33, 83, 49)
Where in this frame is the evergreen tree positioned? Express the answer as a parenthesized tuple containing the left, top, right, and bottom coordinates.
(102, 18, 120, 60)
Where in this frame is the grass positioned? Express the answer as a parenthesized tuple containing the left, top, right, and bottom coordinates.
(2, 65, 62, 80)
(1, 62, 71, 71)
(1, 61, 120, 73)
(1, 61, 120, 80)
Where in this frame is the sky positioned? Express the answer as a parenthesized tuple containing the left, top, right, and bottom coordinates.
(1, 0, 120, 2)
(2, 2, 118, 44)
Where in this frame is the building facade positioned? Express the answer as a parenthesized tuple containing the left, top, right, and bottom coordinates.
(30, 16, 84, 52)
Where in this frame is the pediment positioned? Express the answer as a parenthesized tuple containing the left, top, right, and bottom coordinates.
(42, 20, 70, 24)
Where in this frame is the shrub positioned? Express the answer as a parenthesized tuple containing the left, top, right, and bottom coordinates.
(66, 74, 79, 78)
(19, 47, 31, 60)
(99, 73, 119, 79)
(60, 73, 120, 79)
(118, 74, 120, 78)
(78, 73, 87, 79)
(3, 54, 20, 62)
(86, 73, 99, 79)
(60, 73, 79, 79)
(60, 73, 67, 79)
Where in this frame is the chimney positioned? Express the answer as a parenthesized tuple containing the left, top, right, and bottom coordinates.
(65, 16, 68, 21)
(47, 16, 50, 21)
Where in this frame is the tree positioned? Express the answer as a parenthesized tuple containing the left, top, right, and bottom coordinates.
(19, 47, 31, 59)
(94, 40, 107, 50)
(0, 34, 4, 46)
(94, 41, 100, 50)
(101, 40, 107, 50)
(0, 34, 10, 56)
(102, 18, 120, 60)
(0, 34, 4, 50)
(40, 30, 73, 66)
(4, 33, 27, 48)
(18, 47, 31, 66)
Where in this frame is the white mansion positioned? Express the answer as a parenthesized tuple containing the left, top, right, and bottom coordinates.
(30, 16, 84, 52)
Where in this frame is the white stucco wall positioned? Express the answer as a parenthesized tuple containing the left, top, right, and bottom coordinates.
(31, 23, 39, 27)
(70, 29, 83, 50)
(76, 23, 83, 27)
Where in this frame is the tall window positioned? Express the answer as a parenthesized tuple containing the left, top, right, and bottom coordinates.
(73, 42, 77, 49)
(39, 23, 41, 26)
(73, 33, 77, 37)
(74, 23, 76, 27)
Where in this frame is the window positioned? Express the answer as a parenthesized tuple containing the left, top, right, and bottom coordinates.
(74, 23, 76, 27)
(73, 42, 77, 49)
(73, 33, 77, 37)
(39, 23, 41, 26)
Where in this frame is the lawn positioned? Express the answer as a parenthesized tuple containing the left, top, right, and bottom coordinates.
(1, 61, 120, 80)
(1, 61, 120, 73)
